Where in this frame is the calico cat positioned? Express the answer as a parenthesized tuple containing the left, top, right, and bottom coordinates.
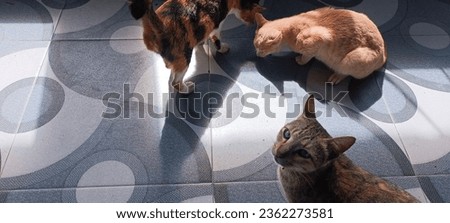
(272, 95, 419, 203)
(254, 7, 387, 84)
(128, 0, 263, 93)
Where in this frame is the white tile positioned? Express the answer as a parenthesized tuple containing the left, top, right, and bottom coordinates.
(1, 53, 105, 178)
(55, 0, 125, 35)
(393, 78, 450, 165)
(0, 42, 50, 176)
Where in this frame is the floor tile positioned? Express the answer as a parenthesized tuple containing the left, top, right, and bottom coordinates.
(0, 41, 50, 177)
(418, 175, 450, 203)
(214, 181, 286, 203)
(1, 183, 214, 203)
(1, 0, 449, 203)
(0, 49, 212, 190)
(384, 176, 429, 203)
(392, 80, 450, 175)
(0, 0, 62, 41)
(54, 0, 140, 40)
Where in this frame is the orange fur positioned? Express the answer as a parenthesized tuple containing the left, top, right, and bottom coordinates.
(254, 8, 387, 84)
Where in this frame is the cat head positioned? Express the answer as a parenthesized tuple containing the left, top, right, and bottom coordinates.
(231, 0, 265, 24)
(253, 13, 283, 57)
(272, 95, 356, 173)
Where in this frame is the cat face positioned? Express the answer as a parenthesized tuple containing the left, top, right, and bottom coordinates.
(253, 13, 283, 57)
(272, 95, 356, 173)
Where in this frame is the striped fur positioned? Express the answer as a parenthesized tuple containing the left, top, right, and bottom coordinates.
(273, 95, 419, 203)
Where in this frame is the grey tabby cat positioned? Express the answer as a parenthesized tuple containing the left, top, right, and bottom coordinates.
(272, 95, 419, 203)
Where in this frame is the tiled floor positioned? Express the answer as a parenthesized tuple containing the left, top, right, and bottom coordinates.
(0, 0, 449, 203)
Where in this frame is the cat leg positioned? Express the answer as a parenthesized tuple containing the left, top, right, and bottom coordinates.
(295, 54, 314, 65)
(170, 68, 194, 94)
(295, 28, 330, 65)
(328, 73, 348, 85)
(169, 56, 194, 94)
(338, 47, 383, 79)
(294, 36, 319, 65)
(210, 28, 229, 54)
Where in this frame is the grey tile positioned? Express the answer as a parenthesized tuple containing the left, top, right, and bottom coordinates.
(47, 40, 151, 100)
(1, 184, 214, 203)
(0, 41, 50, 177)
(383, 176, 428, 202)
(418, 175, 450, 203)
(0, 100, 212, 189)
(385, 35, 450, 92)
(0, 0, 61, 41)
(54, 0, 140, 40)
(1, 0, 449, 204)
(214, 181, 286, 203)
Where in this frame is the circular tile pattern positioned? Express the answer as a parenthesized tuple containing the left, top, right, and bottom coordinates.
(49, 40, 150, 99)
(409, 22, 450, 50)
(54, 0, 124, 34)
(349, 71, 417, 123)
(0, 0, 53, 40)
(0, 77, 65, 133)
(386, 17, 450, 92)
(400, 19, 450, 56)
(110, 25, 143, 40)
(351, 0, 405, 32)
(63, 150, 148, 202)
(76, 161, 136, 203)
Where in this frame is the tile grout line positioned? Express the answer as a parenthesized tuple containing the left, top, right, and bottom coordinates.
(378, 72, 415, 172)
(1, 0, 64, 178)
(1, 1, 63, 177)
(0, 42, 52, 178)
(206, 39, 217, 203)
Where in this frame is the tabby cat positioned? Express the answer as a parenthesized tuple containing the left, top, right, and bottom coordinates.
(128, 0, 263, 93)
(254, 7, 387, 84)
(272, 95, 419, 202)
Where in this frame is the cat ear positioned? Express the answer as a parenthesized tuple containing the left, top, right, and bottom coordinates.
(302, 94, 316, 119)
(330, 136, 356, 154)
(322, 136, 355, 160)
(255, 13, 268, 28)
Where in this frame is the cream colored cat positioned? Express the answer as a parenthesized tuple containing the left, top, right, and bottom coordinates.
(254, 7, 387, 84)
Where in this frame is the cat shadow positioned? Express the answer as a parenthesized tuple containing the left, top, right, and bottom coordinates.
(254, 54, 386, 112)
(156, 45, 238, 188)
(215, 21, 386, 112)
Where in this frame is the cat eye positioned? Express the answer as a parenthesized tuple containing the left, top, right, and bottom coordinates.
(282, 129, 291, 140)
(297, 149, 311, 159)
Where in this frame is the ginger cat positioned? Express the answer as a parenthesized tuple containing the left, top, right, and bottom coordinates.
(128, 0, 263, 93)
(254, 7, 387, 84)
(272, 95, 419, 202)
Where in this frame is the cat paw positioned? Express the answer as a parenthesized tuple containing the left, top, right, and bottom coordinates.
(327, 73, 347, 85)
(217, 43, 230, 54)
(295, 55, 309, 65)
(180, 81, 195, 94)
(172, 81, 195, 94)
